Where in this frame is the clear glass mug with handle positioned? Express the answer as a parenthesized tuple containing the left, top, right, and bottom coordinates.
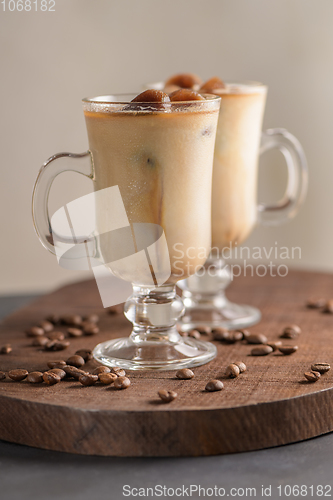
(146, 80, 308, 330)
(32, 93, 221, 370)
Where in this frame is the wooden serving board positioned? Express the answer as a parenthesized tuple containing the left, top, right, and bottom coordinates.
(0, 270, 333, 457)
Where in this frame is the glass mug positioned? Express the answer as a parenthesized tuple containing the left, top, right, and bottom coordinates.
(32, 93, 221, 370)
(147, 81, 308, 330)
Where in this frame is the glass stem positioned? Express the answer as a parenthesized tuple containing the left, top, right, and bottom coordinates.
(124, 284, 184, 344)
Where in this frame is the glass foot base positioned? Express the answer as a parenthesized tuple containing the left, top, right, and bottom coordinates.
(180, 300, 261, 331)
(93, 336, 217, 371)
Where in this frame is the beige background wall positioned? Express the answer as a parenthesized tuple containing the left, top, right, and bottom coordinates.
(0, 0, 332, 294)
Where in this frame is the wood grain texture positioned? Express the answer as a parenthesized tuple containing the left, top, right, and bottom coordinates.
(0, 270, 333, 456)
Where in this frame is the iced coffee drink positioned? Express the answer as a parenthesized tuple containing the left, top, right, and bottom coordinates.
(83, 90, 220, 283)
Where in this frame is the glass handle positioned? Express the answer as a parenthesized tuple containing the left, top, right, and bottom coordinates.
(258, 128, 308, 225)
(32, 151, 94, 255)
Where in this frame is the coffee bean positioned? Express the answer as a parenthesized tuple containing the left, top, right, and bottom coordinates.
(61, 314, 82, 326)
(27, 371, 44, 384)
(188, 329, 201, 340)
(176, 368, 194, 380)
(66, 355, 85, 368)
(43, 371, 61, 385)
(226, 364, 240, 378)
(26, 326, 44, 337)
(114, 376, 131, 390)
(0, 344, 12, 354)
(99, 372, 117, 385)
(236, 329, 250, 340)
(47, 360, 66, 369)
(8, 369, 28, 381)
(225, 331, 243, 343)
(246, 333, 268, 344)
(32, 336, 49, 347)
(48, 368, 66, 380)
(178, 330, 188, 337)
(158, 389, 177, 402)
(79, 373, 98, 386)
(0, 371, 6, 380)
(107, 305, 123, 315)
(67, 328, 83, 338)
(311, 362, 330, 374)
(304, 371, 321, 382)
(267, 341, 282, 352)
(205, 379, 224, 392)
(212, 327, 229, 341)
(278, 345, 298, 355)
(93, 366, 111, 375)
(63, 365, 87, 380)
(47, 331, 65, 341)
(111, 367, 126, 377)
(195, 326, 210, 335)
(44, 340, 70, 351)
(75, 349, 93, 362)
(83, 323, 99, 336)
(281, 324, 301, 339)
(306, 298, 326, 309)
(83, 314, 99, 324)
(251, 345, 273, 356)
(38, 320, 54, 333)
(233, 361, 247, 373)
(323, 300, 333, 314)
(45, 314, 60, 324)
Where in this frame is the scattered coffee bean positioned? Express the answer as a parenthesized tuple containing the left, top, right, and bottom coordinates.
(47, 360, 66, 369)
(99, 372, 117, 385)
(111, 367, 126, 377)
(278, 345, 298, 355)
(83, 323, 99, 335)
(61, 314, 82, 326)
(8, 369, 28, 381)
(281, 324, 301, 339)
(45, 314, 60, 324)
(304, 371, 321, 382)
(0, 371, 6, 380)
(75, 349, 92, 362)
(107, 305, 123, 315)
(267, 341, 282, 352)
(176, 368, 194, 380)
(246, 333, 268, 345)
(26, 326, 44, 337)
(66, 355, 85, 368)
(188, 329, 201, 340)
(0, 344, 12, 354)
(27, 371, 44, 384)
(195, 326, 210, 335)
(32, 336, 49, 347)
(251, 345, 273, 356)
(48, 368, 66, 380)
(47, 331, 65, 341)
(38, 320, 54, 333)
(67, 328, 83, 338)
(63, 365, 87, 380)
(236, 329, 250, 340)
(205, 379, 224, 392)
(114, 376, 131, 390)
(43, 371, 61, 385)
(226, 364, 240, 378)
(93, 366, 111, 375)
(323, 300, 333, 314)
(158, 389, 177, 403)
(311, 362, 330, 374)
(212, 327, 229, 341)
(52, 340, 71, 351)
(83, 314, 99, 323)
(233, 361, 247, 373)
(306, 298, 326, 309)
(178, 330, 188, 337)
(225, 331, 243, 343)
(79, 373, 98, 386)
